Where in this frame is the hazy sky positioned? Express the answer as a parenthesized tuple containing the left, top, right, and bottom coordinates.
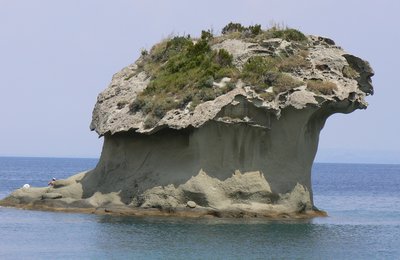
(0, 0, 399, 163)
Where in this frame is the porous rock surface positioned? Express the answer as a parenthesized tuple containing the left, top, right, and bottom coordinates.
(0, 34, 374, 218)
(90, 36, 373, 135)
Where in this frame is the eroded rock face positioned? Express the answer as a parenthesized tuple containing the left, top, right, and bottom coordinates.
(0, 33, 374, 218)
(138, 170, 311, 214)
(90, 36, 373, 135)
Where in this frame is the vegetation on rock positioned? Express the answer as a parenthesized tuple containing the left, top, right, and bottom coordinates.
(268, 27, 308, 42)
(307, 80, 337, 95)
(129, 22, 333, 127)
(132, 35, 239, 125)
(220, 22, 307, 42)
(241, 56, 303, 95)
(221, 22, 262, 37)
(342, 65, 360, 79)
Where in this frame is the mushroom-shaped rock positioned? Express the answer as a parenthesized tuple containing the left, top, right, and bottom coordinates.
(0, 25, 374, 218)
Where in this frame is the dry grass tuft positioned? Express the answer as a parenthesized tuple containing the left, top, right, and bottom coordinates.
(307, 80, 337, 95)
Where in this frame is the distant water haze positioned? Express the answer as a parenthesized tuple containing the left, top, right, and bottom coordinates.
(0, 0, 399, 164)
(316, 149, 400, 165)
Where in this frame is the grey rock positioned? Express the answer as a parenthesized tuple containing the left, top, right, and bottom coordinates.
(138, 170, 311, 214)
(90, 36, 373, 136)
(42, 193, 63, 200)
(187, 201, 197, 208)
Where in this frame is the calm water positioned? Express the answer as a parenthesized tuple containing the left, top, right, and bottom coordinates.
(0, 157, 399, 259)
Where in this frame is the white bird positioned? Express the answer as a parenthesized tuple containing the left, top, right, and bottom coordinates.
(22, 184, 30, 189)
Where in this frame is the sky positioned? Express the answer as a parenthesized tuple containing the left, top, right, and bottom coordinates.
(0, 0, 399, 163)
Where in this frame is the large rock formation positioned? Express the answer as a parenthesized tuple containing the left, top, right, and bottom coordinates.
(0, 26, 374, 218)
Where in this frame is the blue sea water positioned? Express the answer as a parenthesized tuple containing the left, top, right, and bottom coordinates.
(0, 157, 399, 259)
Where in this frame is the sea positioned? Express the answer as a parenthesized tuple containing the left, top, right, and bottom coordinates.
(0, 157, 399, 259)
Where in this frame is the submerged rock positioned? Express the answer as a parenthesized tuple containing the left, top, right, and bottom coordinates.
(0, 25, 374, 218)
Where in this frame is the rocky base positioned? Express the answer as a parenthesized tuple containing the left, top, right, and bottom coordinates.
(0, 203, 327, 219)
(0, 170, 327, 219)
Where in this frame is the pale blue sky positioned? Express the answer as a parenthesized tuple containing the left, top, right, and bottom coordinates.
(0, 0, 399, 163)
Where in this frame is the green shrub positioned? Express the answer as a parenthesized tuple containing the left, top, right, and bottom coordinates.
(271, 28, 307, 42)
(152, 97, 176, 118)
(248, 24, 262, 36)
(199, 76, 215, 88)
(307, 80, 337, 95)
(187, 39, 210, 57)
(220, 22, 308, 43)
(148, 40, 169, 62)
(222, 22, 245, 34)
(241, 56, 303, 98)
(142, 60, 162, 77)
(166, 36, 193, 51)
(177, 92, 194, 109)
(215, 49, 233, 67)
(141, 49, 148, 56)
(196, 88, 217, 101)
(214, 67, 238, 81)
(243, 56, 272, 74)
(222, 22, 262, 38)
(241, 56, 278, 87)
(148, 36, 193, 63)
(201, 30, 213, 41)
(131, 35, 240, 118)
(225, 81, 236, 91)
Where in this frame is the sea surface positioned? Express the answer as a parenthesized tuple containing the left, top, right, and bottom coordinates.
(0, 157, 399, 259)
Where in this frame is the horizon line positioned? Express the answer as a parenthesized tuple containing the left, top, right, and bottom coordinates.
(0, 155, 398, 166)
